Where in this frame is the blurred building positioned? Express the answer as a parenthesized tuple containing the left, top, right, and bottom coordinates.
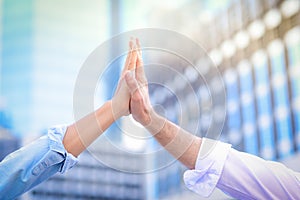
(0, 0, 109, 136)
(29, 140, 182, 200)
(0, 101, 19, 161)
(0, 0, 300, 200)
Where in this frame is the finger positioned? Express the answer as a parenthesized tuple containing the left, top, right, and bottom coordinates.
(135, 39, 147, 83)
(136, 38, 142, 57)
(136, 38, 143, 68)
(128, 43, 138, 71)
(121, 39, 134, 76)
(125, 70, 139, 95)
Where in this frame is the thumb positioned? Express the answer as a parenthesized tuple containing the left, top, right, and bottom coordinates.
(125, 70, 139, 95)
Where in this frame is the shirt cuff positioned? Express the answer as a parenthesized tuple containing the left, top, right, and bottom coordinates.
(47, 125, 78, 173)
(183, 138, 231, 197)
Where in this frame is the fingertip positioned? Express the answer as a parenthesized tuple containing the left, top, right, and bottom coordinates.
(129, 40, 134, 49)
(136, 38, 142, 56)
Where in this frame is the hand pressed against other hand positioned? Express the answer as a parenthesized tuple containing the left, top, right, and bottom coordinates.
(112, 39, 138, 119)
(124, 39, 166, 132)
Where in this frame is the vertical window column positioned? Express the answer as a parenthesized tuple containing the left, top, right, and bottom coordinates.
(268, 39, 293, 158)
(238, 60, 258, 155)
(252, 50, 276, 160)
(285, 26, 300, 150)
(224, 68, 242, 148)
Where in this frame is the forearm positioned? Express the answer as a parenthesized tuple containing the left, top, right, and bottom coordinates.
(146, 112, 202, 169)
(63, 100, 115, 157)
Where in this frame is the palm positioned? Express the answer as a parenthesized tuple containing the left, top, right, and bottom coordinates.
(129, 80, 152, 126)
(123, 39, 153, 126)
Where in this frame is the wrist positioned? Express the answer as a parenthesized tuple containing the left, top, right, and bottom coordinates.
(111, 98, 129, 120)
(144, 109, 166, 135)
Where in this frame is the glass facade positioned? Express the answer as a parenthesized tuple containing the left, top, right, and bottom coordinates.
(268, 39, 293, 158)
(285, 26, 300, 150)
(238, 60, 258, 155)
(252, 50, 276, 160)
(224, 68, 242, 147)
(0, 0, 299, 199)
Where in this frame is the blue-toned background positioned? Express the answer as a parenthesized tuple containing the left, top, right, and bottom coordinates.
(0, 0, 300, 199)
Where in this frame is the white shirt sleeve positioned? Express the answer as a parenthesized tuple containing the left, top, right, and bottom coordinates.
(183, 138, 232, 197)
(183, 138, 300, 199)
(217, 148, 300, 199)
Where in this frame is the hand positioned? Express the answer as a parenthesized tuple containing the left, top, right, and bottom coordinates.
(111, 39, 137, 119)
(124, 39, 198, 170)
(124, 39, 151, 125)
(125, 39, 165, 132)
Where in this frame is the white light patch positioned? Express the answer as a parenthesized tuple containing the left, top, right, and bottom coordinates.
(243, 123, 255, 137)
(279, 139, 291, 155)
(209, 49, 223, 66)
(272, 74, 286, 89)
(267, 39, 284, 57)
(284, 26, 300, 47)
(261, 147, 274, 160)
(184, 66, 199, 82)
(258, 115, 272, 129)
(293, 97, 300, 112)
(227, 100, 239, 114)
(248, 20, 266, 40)
(224, 68, 238, 85)
(210, 76, 224, 94)
(122, 115, 146, 152)
(237, 60, 251, 76)
(241, 92, 253, 106)
(281, 0, 300, 18)
(198, 10, 214, 24)
(221, 39, 236, 58)
(196, 58, 210, 75)
(264, 9, 282, 29)
(213, 105, 225, 123)
(288, 65, 300, 79)
(234, 30, 250, 49)
(252, 50, 267, 67)
(256, 84, 269, 97)
(275, 106, 289, 121)
(122, 133, 146, 152)
(198, 86, 210, 101)
(228, 130, 242, 145)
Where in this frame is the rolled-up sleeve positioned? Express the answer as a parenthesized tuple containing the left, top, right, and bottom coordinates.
(217, 148, 300, 199)
(0, 125, 78, 200)
(183, 138, 232, 197)
(183, 138, 300, 199)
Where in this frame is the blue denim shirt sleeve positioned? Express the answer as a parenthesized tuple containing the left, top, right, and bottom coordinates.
(0, 125, 78, 200)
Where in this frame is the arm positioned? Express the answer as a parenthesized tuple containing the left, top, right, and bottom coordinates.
(0, 40, 138, 199)
(125, 39, 300, 199)
(139, 111, 201, 170)
(124, 39, 201, 169)
(63, 39, 137, 157)
(63, 100, 115, 157)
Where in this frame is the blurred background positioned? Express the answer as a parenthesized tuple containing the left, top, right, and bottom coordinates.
(0, 0, 300, 199)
